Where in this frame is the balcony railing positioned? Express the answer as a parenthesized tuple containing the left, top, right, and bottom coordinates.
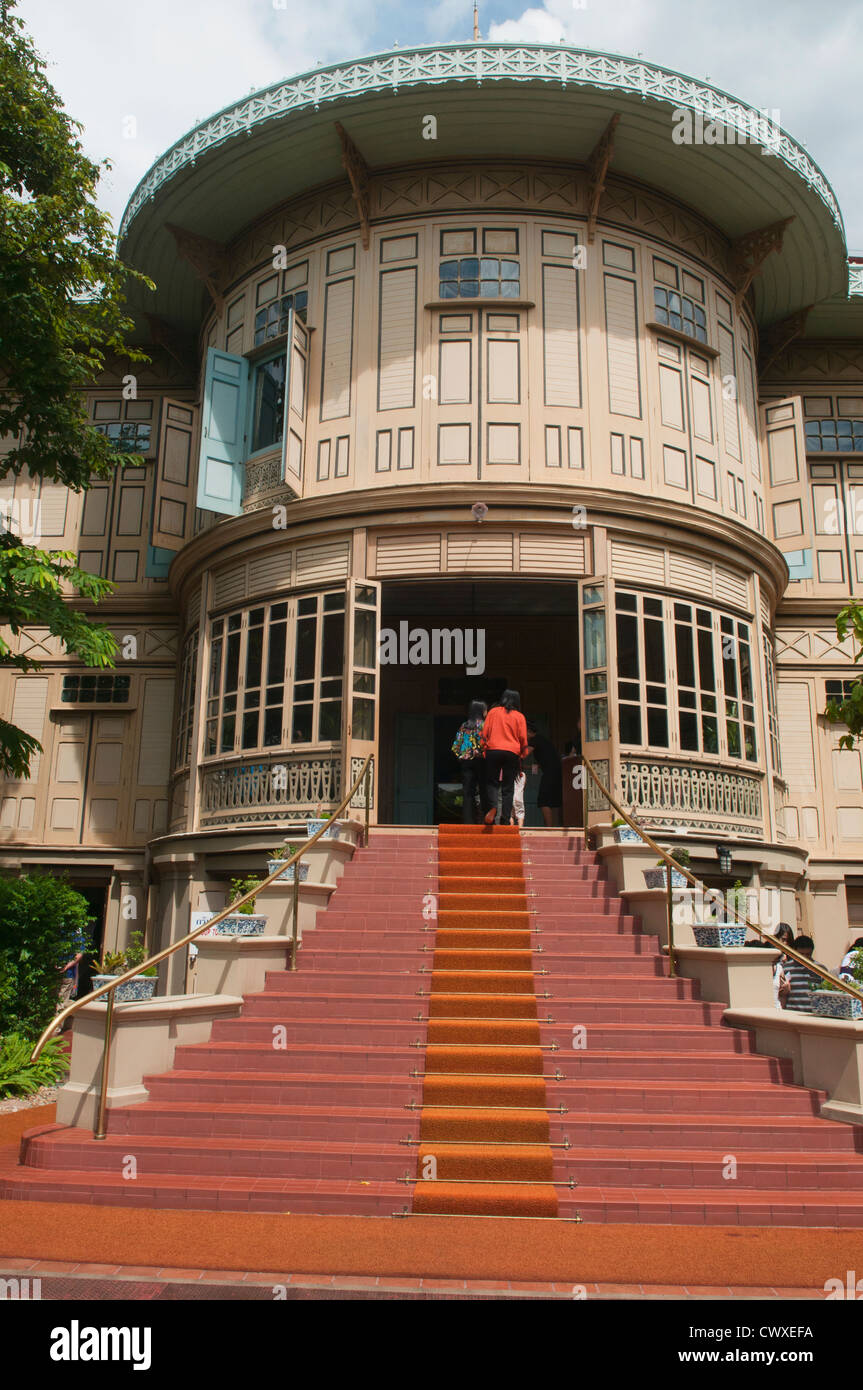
(199, 751, 342, 825)
(620, 757, 763, 838)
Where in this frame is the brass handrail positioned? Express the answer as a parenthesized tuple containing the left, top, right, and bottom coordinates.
(580, 753, 863, 1001)
(32, 753, 373, 1138)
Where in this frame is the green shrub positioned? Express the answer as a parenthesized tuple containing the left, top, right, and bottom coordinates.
(91, 932, 157, 978)
(229, 876, 262, 915)
(0, 873, 94, 1036)
(0, 1032, 70, 1099)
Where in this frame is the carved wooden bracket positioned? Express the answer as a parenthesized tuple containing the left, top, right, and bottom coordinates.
(758, 305, 813, 375)
(335, 122, 372, 250)
(586, 113, 621, 244)
(166, 223, 229, 311)
(731, 217, 794, 310)
(144, 314, 195, 374)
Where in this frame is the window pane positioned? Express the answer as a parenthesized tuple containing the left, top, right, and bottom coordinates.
(263, 707, 282, 746)
(267, 623, 286, 684)
(295, 616, 317, 682)
(224, 631, 241, 692)
(242, 711, 259, 748)
(702, 716, 719, 754)
(697, 628, 716, 689)
(352, 696, 374, 741)
(354, 608, 376, 668)
(585, 698, 608, 742)
(619, 703, 642, 744)
(647, 707, 668, 746)
(675, 623, 695, 687)
(616, 613, 639, 680)
(292, 705, 312, 742)
(319, 701, 342, 741)
(245, 624, 263, 688)
(583, 609, 606, 669)
(321, 612, 345, 678)
(252, 355, 286, 453)
(644, 618, 665, 684)
(679, 710, 699, 749)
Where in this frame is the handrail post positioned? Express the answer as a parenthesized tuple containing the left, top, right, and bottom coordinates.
(93, 986, 115, 1140)
(290, 862, 299, 972)
(364, 761, 371, 847)
(666, 870, 676, 977)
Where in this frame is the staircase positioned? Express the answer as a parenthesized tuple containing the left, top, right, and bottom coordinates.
(4, 825, 863, 1225)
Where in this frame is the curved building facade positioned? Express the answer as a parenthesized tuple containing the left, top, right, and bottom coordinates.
(2, 44, 862, 972)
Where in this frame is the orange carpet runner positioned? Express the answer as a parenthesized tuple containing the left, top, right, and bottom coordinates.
(411, 824, 559, 1217)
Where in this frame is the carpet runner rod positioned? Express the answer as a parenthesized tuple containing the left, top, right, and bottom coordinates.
(411, 824, 560, 1220)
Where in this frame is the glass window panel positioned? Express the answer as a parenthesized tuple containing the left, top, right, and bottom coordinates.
(272, 602, 288, 620)
(220, 715, 235, 752)
(298, 597, 316, 615)
(267, 623, 286, 684)
(500, 280, 520, 298)
(679, 710, 699, 749)
(351, 697, 374, 741)
(647, 707, 669, 746)
(321, 612, 345, 678)
(702, 716, 719, 753)
(585, 673, 607, 694)
(245, 625, 263, 687)
(616, 593, 637, 611)
(726, 719, 741, 757)
(585, 698, 608, 742)
(263, 708, 282, 747)
(618, 680, 640, 701)
(616, 613, 639, 680)
(675, 623, 695, 687)
(323, 592, 345, 612)
(643, 597, 662, 617)
(697, 628, 716, 689)
(252, 355, 286, 453)
(224, 632, 241, 692)
(319, 702, 342, 741)
(582, 609, 606, 669)
(644, 619, 665, 684)
(292, 705, 313, 742)
(460, 281, 479, 297)
(295, 617, 317, 682)
(354, 608, 376, 668)
(353, 672, 375, 694)
(440, 261, 458, 281)
(242, 711, 259, 748)
(619, 704, 642, 744)
(646, 684, 667, 705)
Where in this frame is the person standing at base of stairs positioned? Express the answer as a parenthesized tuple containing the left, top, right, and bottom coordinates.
(481, 690, 528, 825)
(784, 935, 828, 1012)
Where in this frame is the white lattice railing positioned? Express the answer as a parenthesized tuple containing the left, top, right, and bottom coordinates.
(119, 44, 842, 240)
(620, 758, 763, 837)
(200, 753, 342, 825)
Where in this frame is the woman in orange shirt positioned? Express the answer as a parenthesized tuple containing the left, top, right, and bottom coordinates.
(481, 690, 528, 825)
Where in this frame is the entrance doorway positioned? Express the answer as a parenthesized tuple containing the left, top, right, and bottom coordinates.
(380, 581, 580, 825)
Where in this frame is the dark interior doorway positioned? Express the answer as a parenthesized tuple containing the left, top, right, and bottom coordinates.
(381, 580, 580, 825)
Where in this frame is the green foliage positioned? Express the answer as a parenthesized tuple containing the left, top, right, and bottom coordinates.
(0, 1031, 69, 1098)
(818, 949, 863, 994)
(825, 603, 863, 749)
(0, 872, 93, 1035)
(0, 0, 153, 779)
(229, 876, 262, 915)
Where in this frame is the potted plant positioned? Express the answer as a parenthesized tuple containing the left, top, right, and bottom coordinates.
(612, 817, 642, 845)
(643, 846, 691, 890)
(693, 879, 750, 948)
(267, 845, 309, 883)
(305, 816, 341, 841)
(91, 931, 158, 1002)
(810, 950, 863, 1021)
(202, 878, 268, 936)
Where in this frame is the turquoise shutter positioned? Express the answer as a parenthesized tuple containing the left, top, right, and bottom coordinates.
(196, 348, 249, 515)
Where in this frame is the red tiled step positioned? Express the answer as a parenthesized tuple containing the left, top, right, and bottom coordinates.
(169, 1041, 427, 1076)
(555, 1187, 863, 1228)
(24, 1129, 417, 1183)
(105, 1100, 420, 1143)
(539, 999, 726, 1024)
(544, 1078, 824, 1116)
(209, 1017, 428, 1046)
(546, 1111, 863, 1153)
(242, 991, 428, 1020)
(539, 1021, 759, 1052)
(142, 1069, 424, 1108)
(429, 973, 698, 998)
(0, 1165, 408, 1216)
(550, 1050, 793, 1082)
(547, 1146, 863, 1190)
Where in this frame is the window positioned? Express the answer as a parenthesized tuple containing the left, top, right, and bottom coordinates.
(673, 603, 719, 755)
(826, 679, 860, 700)
(439, 257, 520, 299)
(174, 632, 198, 768)
(653, 287, 707, 344)
(62, 674, 131, 704)
(251, 354, 286, 453)
(93, 422, 151, 455)
(206, 602, 294, 757)
(292, 592, 344, 743)
(720, 616, 757, 762)
(763, 632, 780, 773)
(254, 290, 308, 346)
(615, 592, 758, 763)
(615, 592, 669, 748)
(805, 419, 863, 453)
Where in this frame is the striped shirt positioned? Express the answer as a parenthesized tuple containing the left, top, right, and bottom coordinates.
(784, 957, 826, 1012)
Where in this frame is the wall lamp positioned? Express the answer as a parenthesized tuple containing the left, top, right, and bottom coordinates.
(715, 843, 733, 875)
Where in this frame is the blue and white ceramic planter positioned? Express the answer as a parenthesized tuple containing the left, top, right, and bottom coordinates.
(643, 867, 688, 890)
(203, 913, 268, 936)
(693, 925, 748, 948)
(92, 973, 157, 1003)
(614, 826, 642, 844)
(267, 859, 309, 883)
(306, 819, 341, 840)
(810, 991, 863, 1021)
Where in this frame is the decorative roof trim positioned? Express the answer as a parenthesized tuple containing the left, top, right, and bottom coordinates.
(118, 43, 843, 242)
(849, 263, 863, 296)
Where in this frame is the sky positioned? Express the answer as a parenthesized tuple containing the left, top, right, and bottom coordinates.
(16, 0, 863, 250)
